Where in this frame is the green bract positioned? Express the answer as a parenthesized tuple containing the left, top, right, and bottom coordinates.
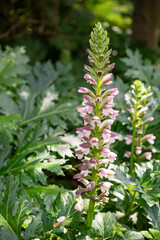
(89, 22, 109, 54)
(129, 80, 152, 127)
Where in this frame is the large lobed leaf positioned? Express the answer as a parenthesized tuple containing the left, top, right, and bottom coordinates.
(0, 175, 32, 239)
(91, 212, 144, 239)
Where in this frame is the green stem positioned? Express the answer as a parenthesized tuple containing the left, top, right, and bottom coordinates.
(87, 170, 98, 227)
(87, 196, 95, 228)
(122, 191, 136, 223)
(126, 192, 136, 217)
(130, 124, 136, 175)
(87, 78, 101, 228)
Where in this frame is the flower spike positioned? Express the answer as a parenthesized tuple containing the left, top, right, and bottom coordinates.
(124, 80, 155, 174)
(73, 22, 119, 227)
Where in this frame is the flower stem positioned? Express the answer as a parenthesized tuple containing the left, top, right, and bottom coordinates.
(130, 124, 136, 175)
(87, 169, 98, 227)
(121, 191, 136, 223)
(87, 195, 95, 228)
(87, 79, 101, 228)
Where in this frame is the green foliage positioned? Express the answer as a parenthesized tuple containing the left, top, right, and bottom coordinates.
(0, 114, 22, 141)
(149, 228, 160, 239)
(91, 212, 144, 239)
(27, 60, 75, 93)
(92, 212, 117, 238)
(86, 0, 132, 30)
(0, 175, 32, 239)
(0, 46, 30, 87)
(0, 45, 83, 239)
(0, 46, 80, 188)
(112, 76, 129, 110)
(116, 160, 160, 206)
(143, 202, 160, 230)
(121, 49, 160, 88)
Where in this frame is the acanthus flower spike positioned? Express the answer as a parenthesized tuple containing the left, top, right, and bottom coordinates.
(124, 80, 155, 175)
(73, 22, 119, 228)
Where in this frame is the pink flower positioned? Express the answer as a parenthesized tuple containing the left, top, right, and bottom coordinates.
(76, 127, 84, 138)
(79, 164, 89, 176)
(101, 73, 113, 83)
(79, 164, 89, 171)
(135, 146, 142, 155)
(89, 158, 98, 168)
(143, 134, 156, 144)
(92, 195, 100, 200)
(78, 87, 95, 98)
(138, 106, 148, 114)
(137, 130, 143, 134)
(108, 151, 117, 162)
(107, 88, 119, 96)
(87, 182, 95, 191)
(80, 143, 90, 155)
(108, 63, 115, 71)
(84, 74, 97, 86)
(102, 105, 114, 117)
(101, 79, 112, 86)
(78, 87, 90, 93)
(76, 187, 86, 195)
(127, 108, 135, 114)
(102, 197, 109, 203)
(92, 116, 101, 127)
(95, 95, 102, 102)
(99, 182, 113, 193)
(83, 116, 92, 126)
(125, 135, 133, 145)
(75, 150, 84, 159)
(54, 216, 66, 226)
(124, 151, 131, 158)
(100, 147, 110, 158)
(77, 107, 87, 117)
(91, 137, 99, 148)
(102, 95, 114, 106)
(102, 129, 111, 140)
(57, 216, 65, 223)
(81, 169, 89, 177)
(76, 126, 92, 138)
(143, 117, 154, 124)
(106, 169, 115, 180)
(100, 119, 114, 130)
(99, 158, 109, 167)
(73, 173, 82, 179)
(98, 168, 115, 180)
(110, 131, 118, 143)
(83, 126, 92, 138)
(102, 88, 119, 98)
(85, 104, 93, 114)
(82, 95, 92, 106)
(75, 199, 83, 211)
(78, 178, 89, 186)
(141, 152, 152, 160)
(109, 109, 119, 120)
